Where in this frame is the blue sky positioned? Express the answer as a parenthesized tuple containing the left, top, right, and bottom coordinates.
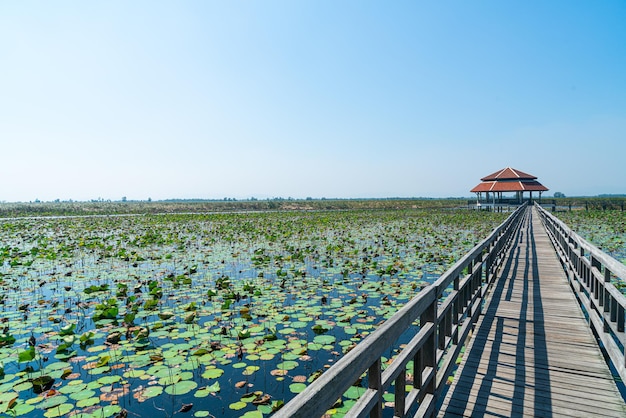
(1, 1, 625, 202)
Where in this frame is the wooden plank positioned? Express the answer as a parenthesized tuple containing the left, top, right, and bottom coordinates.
(438, 206, 626, 417)
(455, 362, 621, 395)
(445, 371, 625, 407)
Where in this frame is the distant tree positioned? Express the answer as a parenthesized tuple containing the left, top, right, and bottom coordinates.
(147, 197, 152, 202)
(554, 192, 566, 198)
(121, 196, 127, 202)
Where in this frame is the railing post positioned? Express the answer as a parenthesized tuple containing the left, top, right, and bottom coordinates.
(591, 256, 601, 301)
(394, 366, 406, 417)
(419, 299, 437, 403)
(599, 266, 609, 308)
(369, 359, 383, 418)
(604, 268, 611, 332)
(579, 246, 585, 289)
(453, 267, 462, 346)
(618, 303, 625, 334)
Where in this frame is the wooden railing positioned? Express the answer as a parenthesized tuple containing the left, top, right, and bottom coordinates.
(274, 204, 528, 418)
(537, 203, 626, 384)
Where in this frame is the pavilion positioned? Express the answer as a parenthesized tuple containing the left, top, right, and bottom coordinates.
(470, 167, 548, 204)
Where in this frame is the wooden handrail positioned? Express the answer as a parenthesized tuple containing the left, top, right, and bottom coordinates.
(274, 204, 528, 418)
(536, 203, 626, 384)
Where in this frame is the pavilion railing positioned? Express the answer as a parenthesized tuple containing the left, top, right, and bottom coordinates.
(273, 203, 528, 418)
(536, 203, 626, 384)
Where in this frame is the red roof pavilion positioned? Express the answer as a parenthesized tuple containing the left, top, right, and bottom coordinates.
(471, 167, 548, 203)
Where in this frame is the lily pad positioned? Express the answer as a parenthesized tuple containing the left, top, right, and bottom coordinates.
(229, 401, 247, 410)
(165, 380, 198, 395)
(141, 385, 163, 399)
(289, 383, 307, 393)
(201, 368, 224, 380)
(276, 360, 298, 370)
(11, 402, 35, 416)
(97, 375, 121, 385)
(43, 403, 74, 417)
(194, 382, 220, 397)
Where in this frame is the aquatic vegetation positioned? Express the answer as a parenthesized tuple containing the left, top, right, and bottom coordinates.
(0, 208, 506, 417)
(555, 210, 626, 261)
(554, 209, 626, 293)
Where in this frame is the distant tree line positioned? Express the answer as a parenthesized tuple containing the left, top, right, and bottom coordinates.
(0, 198, 468, 218)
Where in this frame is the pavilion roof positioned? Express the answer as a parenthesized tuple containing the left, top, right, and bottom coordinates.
(471, 167, 548, 193)
(470, 180, 549, 193)
(480, 167, 537, 181)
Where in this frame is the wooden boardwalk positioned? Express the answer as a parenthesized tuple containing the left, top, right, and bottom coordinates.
(438, 207, 626, 417)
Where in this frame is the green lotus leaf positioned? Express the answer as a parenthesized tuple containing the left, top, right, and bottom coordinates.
(142, 385, 163, 399)
(76, 396, 100, 408)
(18, 347, 36, 362)
(97, 375, 121, 385)
(289, 383, 307, 394)
(43, 361, 72, 372)
(59, 323, 76, 336)
(39, 395, 69, 409)
(159, 374, 181, 386)
(243, 365, 260, 376)
(158, 311, 175, 320)
(344, 385, 366, 399)
(165, 380, 197, 395)
(70, 389, 96, 401)
(313, 335, 336, 345)
(0, 392, 18, 413)
(43, 403, 74, 417)
(241, 411, 263, 418)
(96, 355, 110, 367)
(229, 401, 247, 410)
(12, 381, 33, 392)
(201, 368, 224, 380)
(276, 360, 298, 370)
(11, 402, 35, 416)
(88, 366, 110, 375)
(100, 404, 122, 417)
(59, 382, 87, 394)
(194, 381, 220, 398)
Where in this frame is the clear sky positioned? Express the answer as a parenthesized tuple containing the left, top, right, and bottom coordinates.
(1, 1, 625, 202)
